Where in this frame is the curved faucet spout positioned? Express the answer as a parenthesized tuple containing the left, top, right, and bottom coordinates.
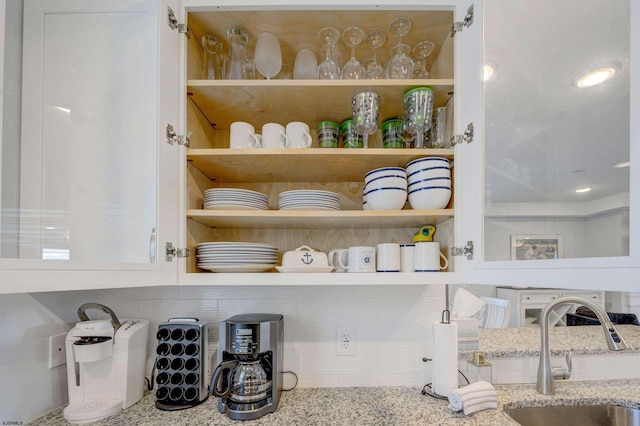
(537, 296, 627, 395)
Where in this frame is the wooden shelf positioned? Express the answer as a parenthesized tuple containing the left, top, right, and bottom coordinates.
(187, 148, 454, 182)
(182, 271, 454, 286)
(187, 208, 454, 229)
(187, 79, 454, 130)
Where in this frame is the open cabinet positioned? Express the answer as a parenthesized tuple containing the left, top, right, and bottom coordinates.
(177, 6, 465, 285)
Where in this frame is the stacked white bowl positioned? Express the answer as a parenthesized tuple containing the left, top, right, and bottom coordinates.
(406, 157, 452, 209)
(363, 167, 408, 210)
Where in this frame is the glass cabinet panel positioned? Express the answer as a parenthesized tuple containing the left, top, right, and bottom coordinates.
(483, 0, 630, 261)
(1, 0, 158, 264)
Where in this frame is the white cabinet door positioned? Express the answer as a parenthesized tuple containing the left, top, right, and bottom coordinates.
(461, 0, 640, 291)
(0, 0, 179, 292)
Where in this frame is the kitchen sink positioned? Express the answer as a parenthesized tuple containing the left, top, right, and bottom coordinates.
(505, 404, 640, 426)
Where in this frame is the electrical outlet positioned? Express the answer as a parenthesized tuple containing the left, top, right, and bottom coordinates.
(336, 326, 356, 356)
(48, 333, 67, 368)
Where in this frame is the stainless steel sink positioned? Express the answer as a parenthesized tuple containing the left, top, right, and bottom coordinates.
(505, 404, 640, 426)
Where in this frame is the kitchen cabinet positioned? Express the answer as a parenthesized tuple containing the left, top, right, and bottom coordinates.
(0, 0, 179, 292)
(0, 0, 638, 293)
(178, 6, 461, 286)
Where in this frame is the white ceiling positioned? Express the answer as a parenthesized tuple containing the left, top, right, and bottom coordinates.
(483, 0, 630, 203)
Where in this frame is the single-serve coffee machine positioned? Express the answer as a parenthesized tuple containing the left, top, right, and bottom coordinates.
(209, 314, 284, 421)
(63, 303, 149, 424)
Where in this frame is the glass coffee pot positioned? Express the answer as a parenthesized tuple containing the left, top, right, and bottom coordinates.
(210, 358, 272, 407)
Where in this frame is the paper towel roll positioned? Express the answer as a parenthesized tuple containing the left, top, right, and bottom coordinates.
(432, 321, 459, 397)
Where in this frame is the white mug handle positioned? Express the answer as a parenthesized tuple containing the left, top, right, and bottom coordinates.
(336, 249, 349, 270)
(281, 133, 291, 148)
(302, 131, 312, 148)
(248, 131, 261, 148)
(439, 252, 449, 270)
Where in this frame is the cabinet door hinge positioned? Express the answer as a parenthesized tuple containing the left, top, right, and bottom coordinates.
(166, 242, 190, 262)
(451, 122, 474, 146)
(451, 241, 474, 260)
(167, 6, 191, 38)
(450, 4, 474, 37)
(166, 123, 190, 147)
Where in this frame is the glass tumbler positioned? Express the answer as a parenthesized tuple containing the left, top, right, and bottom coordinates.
(201, 35, 223, 79)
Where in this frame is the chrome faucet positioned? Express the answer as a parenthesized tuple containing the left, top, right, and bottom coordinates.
(537, 296, 627, 395)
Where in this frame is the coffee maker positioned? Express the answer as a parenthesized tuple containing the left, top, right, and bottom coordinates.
(63, 303, 149, 424)
(209, 314, 284, 421)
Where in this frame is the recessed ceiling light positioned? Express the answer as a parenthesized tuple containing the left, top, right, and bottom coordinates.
(572, 61, 621, 88)
(483, 65, 494, 82)
(575, 187, 592, 193)
(614, 161, 630, 168)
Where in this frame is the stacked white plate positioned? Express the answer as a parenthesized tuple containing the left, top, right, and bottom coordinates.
(278, 190, 341, 211)
(197, 242, 278, 272)
(203, 188, 269, 210)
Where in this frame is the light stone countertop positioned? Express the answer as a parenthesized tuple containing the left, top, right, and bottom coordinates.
(460, 325, 640, 359)
(30, 379, 640, 426)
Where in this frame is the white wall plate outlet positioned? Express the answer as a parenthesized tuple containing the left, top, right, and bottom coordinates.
(48, 333, 67, 368)
(336, 326, 356, 356)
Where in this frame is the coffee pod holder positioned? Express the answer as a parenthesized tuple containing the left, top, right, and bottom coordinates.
(154, 318, 208, 411)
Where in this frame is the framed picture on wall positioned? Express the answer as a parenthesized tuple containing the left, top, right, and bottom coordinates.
(510, 234, 563, 260)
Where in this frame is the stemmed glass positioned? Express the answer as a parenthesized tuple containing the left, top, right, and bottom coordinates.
(254, 32, 282, 80)
(317, 27, 341, 80)
(341, 27, 365, 79)
(385, 16, 414, 79)
(413, 40, 435, 79)
(352, 91, 381, 149)
(364, 30, 386, 79)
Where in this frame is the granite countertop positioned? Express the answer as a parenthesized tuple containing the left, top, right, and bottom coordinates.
(30, 379, 640, 425)
(460, 325, 640, 359)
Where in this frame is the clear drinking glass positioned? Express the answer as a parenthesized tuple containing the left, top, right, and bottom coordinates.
(386, 43, 414, 80)
(201, 35, 223, 79)
(317, 27, 341, 80)
(364, 29, 386, 79)
(341, 26, 365, 79)
(226, 27, 249, 80)
(386, 16, 414, 79)
(413, 40, 436, 79)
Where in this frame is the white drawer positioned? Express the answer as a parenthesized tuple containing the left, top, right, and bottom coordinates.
(562, 291, 602, 303)
(520, 293, 560, 304)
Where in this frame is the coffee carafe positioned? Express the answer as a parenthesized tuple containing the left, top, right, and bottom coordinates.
(210, 314, 283, 421)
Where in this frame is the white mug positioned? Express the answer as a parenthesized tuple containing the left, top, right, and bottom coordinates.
(414, 242, 449, 272)
(262, 123, 290, 149)
(376, 243, 400, 272)
(400, 244, 415, 272)
(286, 121, 313, 148)
(230, 122, 261, 149)
(337, 246, 376, 273)
(328, 248, 348, 273)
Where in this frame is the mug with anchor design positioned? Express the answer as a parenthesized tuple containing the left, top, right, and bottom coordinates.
(281, 245, 329, 267)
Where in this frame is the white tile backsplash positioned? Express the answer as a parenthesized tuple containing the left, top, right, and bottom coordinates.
(19, 284, 447, 394)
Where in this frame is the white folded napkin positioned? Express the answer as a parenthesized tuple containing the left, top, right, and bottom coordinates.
(448, 380, 498, 415)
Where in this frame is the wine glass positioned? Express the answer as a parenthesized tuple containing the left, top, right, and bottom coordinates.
(341, 26, 365, 79)
(386, 16, 414, 79)
(413, 40, 435, 79)
(403, 87, 435, 148)
(364, 29, 386, 79)
(352, 91, 381, 149)
(317, 27, 341, 80)
(254, 32, 282, 79)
